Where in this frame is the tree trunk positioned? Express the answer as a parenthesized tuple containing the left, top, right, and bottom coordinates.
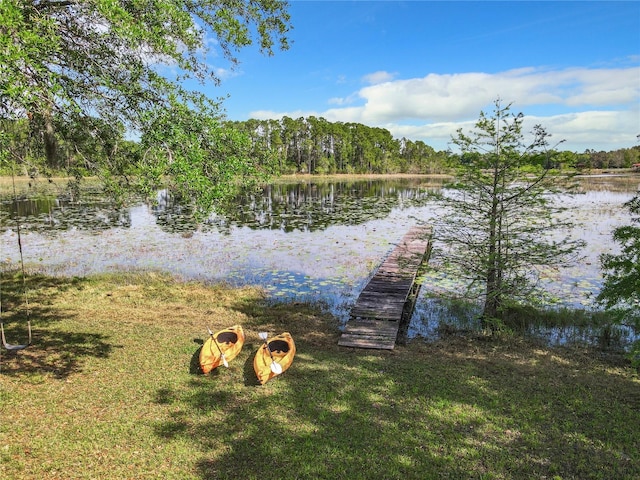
(43, 110, 57, 165)
(482, 170, 501, 329)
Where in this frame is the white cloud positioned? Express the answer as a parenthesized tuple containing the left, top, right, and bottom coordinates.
(249, 66, 640, 152)
(361, 70, 397, 85)
(529, 110, 640, 149)
(385, 109, 639, 152)
(351, 66, 640, 124)
(214, 66, 239, 80)
(327, 92, 360, 106)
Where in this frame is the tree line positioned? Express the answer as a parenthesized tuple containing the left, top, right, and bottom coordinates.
(227, 116, 447, 174)
(230, 116, 640, 174)
(4, 113, 638, 179)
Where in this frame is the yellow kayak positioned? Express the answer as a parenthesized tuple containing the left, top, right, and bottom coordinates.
(254, 332, 296, 384)
(200, 325, 245, 374)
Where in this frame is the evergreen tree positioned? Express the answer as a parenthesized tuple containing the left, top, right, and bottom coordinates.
(432, 99, 584, 329)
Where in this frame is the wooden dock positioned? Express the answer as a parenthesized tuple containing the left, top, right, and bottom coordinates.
(338, 225, 432, 350)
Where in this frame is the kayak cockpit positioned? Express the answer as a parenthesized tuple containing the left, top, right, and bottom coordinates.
(269, 339, 290, 353)
(217, 331, 238, 345)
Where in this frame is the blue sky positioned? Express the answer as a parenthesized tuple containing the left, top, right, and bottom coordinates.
(205, 1, 639, 152)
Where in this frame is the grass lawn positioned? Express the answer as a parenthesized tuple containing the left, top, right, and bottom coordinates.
(1, 271, 638, 479)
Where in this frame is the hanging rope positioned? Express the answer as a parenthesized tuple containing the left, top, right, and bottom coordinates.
(1, 162, 33, 352)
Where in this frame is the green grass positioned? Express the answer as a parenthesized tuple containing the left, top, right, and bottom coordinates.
(1, 271, 638, 479)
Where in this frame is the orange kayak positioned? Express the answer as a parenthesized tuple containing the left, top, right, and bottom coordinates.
(199, 325, 245, 374)
(253, 332, 296, 384)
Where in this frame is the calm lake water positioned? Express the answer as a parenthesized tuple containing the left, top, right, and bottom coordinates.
(1, 175, 638, 343)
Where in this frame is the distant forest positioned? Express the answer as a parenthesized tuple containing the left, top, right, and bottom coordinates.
(2, 115, 639, 178)
(229, 117, 640, 175)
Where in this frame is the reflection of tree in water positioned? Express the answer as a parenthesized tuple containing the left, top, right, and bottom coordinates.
(149, 189, 200, 235)
(149, 179, 441, 234)
(207, 179, 439, 233)
(0, 185, 132, 234)
(1, 178, 442, 235)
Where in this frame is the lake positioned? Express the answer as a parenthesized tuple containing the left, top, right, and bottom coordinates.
(1, 174, 638, 342)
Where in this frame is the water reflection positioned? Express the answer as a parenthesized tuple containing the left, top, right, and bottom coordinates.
(0, 177, 443, 234)
(207, 179, 440, 233)
(0, 185, 131, 234)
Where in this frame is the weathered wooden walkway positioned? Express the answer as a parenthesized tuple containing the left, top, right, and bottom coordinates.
(338, 225, 432, 350)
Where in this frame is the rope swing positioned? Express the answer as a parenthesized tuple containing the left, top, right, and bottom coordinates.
(1, 164, 33, 353)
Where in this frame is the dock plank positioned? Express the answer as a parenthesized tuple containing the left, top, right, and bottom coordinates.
(337, 334, 397, 350)
(339, 225, 432, 349)
(338, 319, 400, 350)
(340, 319, 400, 335)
